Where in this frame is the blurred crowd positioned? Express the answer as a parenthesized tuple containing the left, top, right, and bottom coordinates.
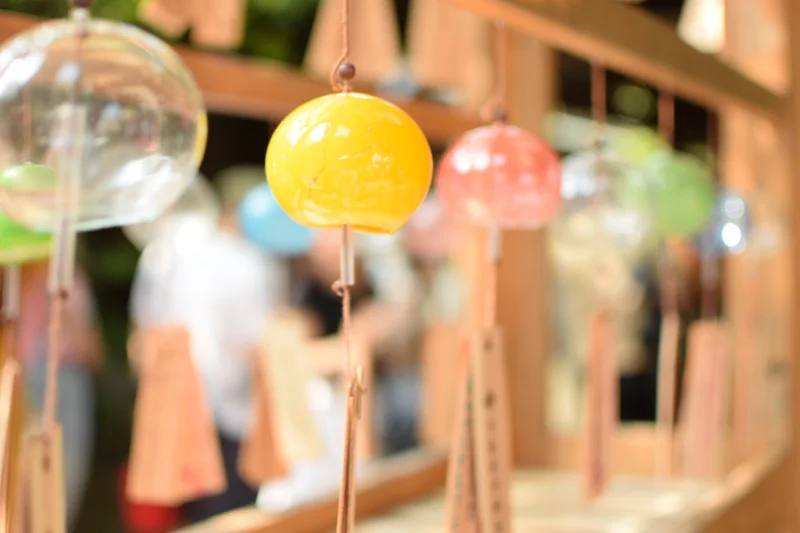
(3, 166, 717, 531)
(7, 166, 464, 529)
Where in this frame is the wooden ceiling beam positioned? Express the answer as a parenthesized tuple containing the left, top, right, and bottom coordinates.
(440, 0, 782, 117)
(0, 11, 480, 146)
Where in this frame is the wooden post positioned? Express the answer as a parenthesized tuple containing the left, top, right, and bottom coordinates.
(783, 0, 800, 529)
(721, 0, 789, 466)
(497, 32, 556, 468)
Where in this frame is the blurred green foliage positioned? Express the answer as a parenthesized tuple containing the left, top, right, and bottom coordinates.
(240, 0, 320, 64)
(91, 0, 139, 23)
(0, 0, 322, 65)
(0, 0, 69, 17)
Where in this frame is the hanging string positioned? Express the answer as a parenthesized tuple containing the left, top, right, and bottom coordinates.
(590, 62, 607, 135)
(330, 0, 355, 92)
(22, 89, 32, 162)
(483, 227, 501, 330)
(657, 91, 679, 317)
(0, 351, 20, 533)
(701, 115, 720, 320)
(327, 0, 357, 385)
(328, 4, 361, 524)
(332, 278, 353, 383)
(1, 267, 19, 361)
(43, 0, 91, 432)
(706, 115, 717, 175)
(481, 20, 508, 124)
(658, 92, 675, 147)
(480, 20, 508, 330)
(43, 291, 65, 430)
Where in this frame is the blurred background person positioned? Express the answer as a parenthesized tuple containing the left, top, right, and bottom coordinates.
(401, 195, 465, 447)
(401, 194, 464, 327)
(18, 258, 103, 529)
(129, 168, 289, 523)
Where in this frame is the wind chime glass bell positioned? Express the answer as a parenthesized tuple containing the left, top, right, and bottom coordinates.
(123, 173, 219, 251)
(639, 152, 717, 238)
(553, 150, 656, 258)
(0, 210, 51, 265)
(0, 17, 207, 232)
(550, 150, 656, 313)
(266, 92, 432, 234)
(436, 123, 562, 229)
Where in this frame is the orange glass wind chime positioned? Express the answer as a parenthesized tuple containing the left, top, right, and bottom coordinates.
(436, 22, 562, 533)
(265, 0, 432, 529)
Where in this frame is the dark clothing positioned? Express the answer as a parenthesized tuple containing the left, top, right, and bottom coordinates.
(376, 369, 420, 455)
(181, 434, 257, 524)
(299, 277, 421, 454)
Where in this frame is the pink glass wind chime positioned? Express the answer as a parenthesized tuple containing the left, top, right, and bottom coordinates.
(436, 21, 562, 533)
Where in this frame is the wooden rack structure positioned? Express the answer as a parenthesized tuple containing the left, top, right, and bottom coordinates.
(1, 0, 796, 530)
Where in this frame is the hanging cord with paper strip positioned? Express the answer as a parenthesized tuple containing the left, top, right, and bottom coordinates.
(443, 21, 514, 533)
(328, 2, 367, 531)
(22, 2, 99, 531)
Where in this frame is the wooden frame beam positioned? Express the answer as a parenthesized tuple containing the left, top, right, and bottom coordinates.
(440, 0, 781, 117)
(785, 0, 800, 529)
(0, 11, 480, 146)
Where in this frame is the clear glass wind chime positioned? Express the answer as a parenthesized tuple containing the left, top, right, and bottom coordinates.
(0, 0, 205, 528)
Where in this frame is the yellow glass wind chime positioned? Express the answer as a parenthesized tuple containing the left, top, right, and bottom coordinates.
(265, 0, 432, 529)
(0, 0, 207, 528)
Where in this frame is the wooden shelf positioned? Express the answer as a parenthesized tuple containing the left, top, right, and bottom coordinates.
(172, 431, 786, 533)
(178, 48, 480, 145)
(442, 0, 783, 117)
(173, 448, 448, 533)
(0, 11, 481, 146)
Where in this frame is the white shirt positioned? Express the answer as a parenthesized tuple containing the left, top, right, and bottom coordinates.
(357, 233, 417, 307)
(359, 233, 464, 324)
(131, 228, 289, 439)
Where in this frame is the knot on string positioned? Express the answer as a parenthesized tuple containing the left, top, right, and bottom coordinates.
(330, 57, 357, 92)
(331, 279, 354, 382)
(329, 0, 354, 92)
(481, 106, 507, 125)
(590, 62, 607, 152)
(478, 20, 508, 125)
(331, 279, 346, 297)
(350, 366, 367, 419)
(53, 288, 69, 301)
